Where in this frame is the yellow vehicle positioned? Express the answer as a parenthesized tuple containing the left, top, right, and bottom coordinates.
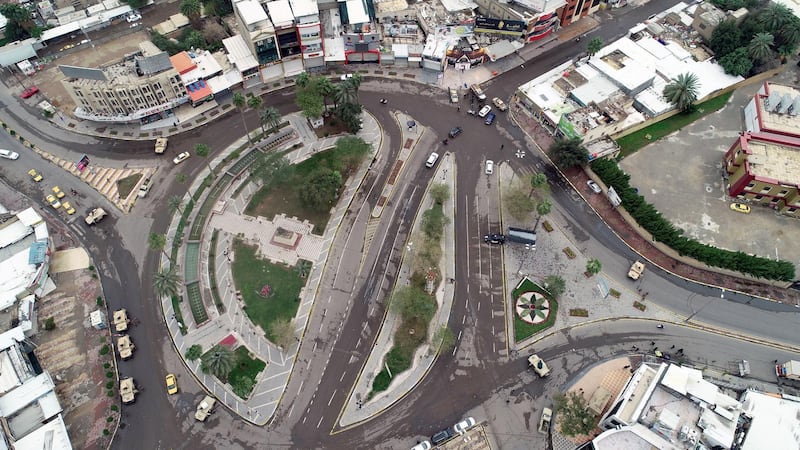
(165, 374, 178, 395)
(62, 201, 76, 215)
(628, 260, 645, 280)
(120, 377, 137, 404)
(28, 169, 43, 182)
(730, 202, 751, 214)
(52, 186, 66, 198)
(117, 335, 135, 360)
(113, 309, 129, 332)
(154, 137, 168, 154)
(46, 194, 61, 209)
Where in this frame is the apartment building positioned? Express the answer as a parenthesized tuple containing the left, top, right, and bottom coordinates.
(559, 0, 601, 26)
(236, 0, 281, 80)
(291, 0, 324, 68)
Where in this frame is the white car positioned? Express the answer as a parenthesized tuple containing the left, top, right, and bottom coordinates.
(173, 152, 190, 165)
(587, 180, 602, 194)
(485, 160, 494, 175)
(478, 105, 492, 118)
(0, 149, 20, 160)
(453, 417, 477, 434)
(126, 13, 141, 23)
(410, 441, 432, 450)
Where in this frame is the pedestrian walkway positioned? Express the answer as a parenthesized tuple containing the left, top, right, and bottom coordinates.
(338, 132, 457, 428)
(159, 110, 383, 425)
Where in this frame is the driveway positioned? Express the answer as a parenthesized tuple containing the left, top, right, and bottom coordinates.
(619, 66, 800, 270)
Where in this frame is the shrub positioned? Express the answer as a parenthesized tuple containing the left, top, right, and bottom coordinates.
(96, 297, 104, 306)
(633, 301, 647, 311)
(110, 405, 118, 411)
(103, 363, 111, 369)
(99, 344, 110, 356)
(106, 371, 114, 378)
(106, 390, 114, 397)
(107, 416, 114, 423)
(563, 247, 576, 259)
(103, 429, 110, 436)
(106, 381, 114, 389)
(44, 317, 56, 330)
(569, 308, 589, 317)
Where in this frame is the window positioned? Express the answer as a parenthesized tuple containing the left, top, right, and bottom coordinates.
(788, 208, 797, 213)
(754, 195, 764, 200)
(778, 189, 789, 196)
(745, 182, 755, 190)
(699, 23, 706, 30)
(760, 186, 771, 193)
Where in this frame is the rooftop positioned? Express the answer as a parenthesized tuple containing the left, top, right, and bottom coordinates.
(740, 390, 800, 450)
(757, 83, 800, 137)
(223, 35, 259, 72)
(237, 0, 270, 27)
(289, 0, 319, 18)
(741, 132, 800, 185)
(266, 0, 295, 28)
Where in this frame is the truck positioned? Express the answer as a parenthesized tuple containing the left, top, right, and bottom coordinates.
(538, 407, 552, 434)
(154, 137, 168, 154)
(113, 309, 129, 332)
(138, 178, 151, 198)
(85, 207, 107, 225)
(120, 377, 137, 404)
(117, 335, 135, 360)
(528, 354, 550, 377)
(628, 260, 645, 280)
(449, 87, 459, 103)
(470, 84, 487, 101)
(776, 360, 800, 380)
(195, 395, 216, 421)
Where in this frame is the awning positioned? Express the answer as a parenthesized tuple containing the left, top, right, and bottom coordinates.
(187, 80, 212, 103)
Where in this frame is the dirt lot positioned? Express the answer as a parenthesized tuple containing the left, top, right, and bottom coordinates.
(34, 268, 118, 450)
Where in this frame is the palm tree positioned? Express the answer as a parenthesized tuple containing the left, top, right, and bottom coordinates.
(587, 37, 603, 57)
(148, 232, 171, 262)
(294, 260, 312, 278)
(662, 72, 699, 112)
(530, 172, 548, 195)
(586, 258, 602, 275)
(549, 137, 589, 168)
(779, 21, 800, 49)
(247, 94, 262, 114)
(748, 32, 774, 63)
(168, 196, 184, 215)
(758, 3, 792, 31)
(295, 72, 310, 88)
(201, 344, 236, 379)
(259, 106, 281, 134)
(232, 92, 252, 145)
(153, 265, 182, 299)
(336, 80, 358, 106)
(536, 199, 552, 216)
(194, 143, 213, 174)
(180, 0, 202, 28)
(318, 77, 335, 112)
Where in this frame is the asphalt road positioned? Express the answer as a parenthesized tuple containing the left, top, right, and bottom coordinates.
(3, 1, 800, 448)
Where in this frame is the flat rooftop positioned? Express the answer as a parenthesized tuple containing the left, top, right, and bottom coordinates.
(744, 135, 800, 184)
(759, 83, 800, 137)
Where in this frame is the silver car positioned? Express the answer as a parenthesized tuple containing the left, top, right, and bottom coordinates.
(0, 149, 19, 160)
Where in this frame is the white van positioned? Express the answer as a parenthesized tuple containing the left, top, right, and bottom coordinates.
(425, 152, 439, 168)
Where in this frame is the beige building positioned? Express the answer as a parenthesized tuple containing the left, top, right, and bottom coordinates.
(60, 51, 187, 122)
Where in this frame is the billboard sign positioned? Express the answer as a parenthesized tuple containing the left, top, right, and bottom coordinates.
(474, 17, 526, 36)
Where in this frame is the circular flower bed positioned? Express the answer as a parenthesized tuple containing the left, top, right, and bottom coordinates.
(515, 291, 551, 324)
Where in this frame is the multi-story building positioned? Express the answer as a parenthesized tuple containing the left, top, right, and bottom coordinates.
(472, 0, 564, 42)
(266, 0, 304, 77)
(723, 132, 800, 217)
(236, 0, 281, 80)
(290, 0, 324, 68)
(60, 51, 187, 122)
(559, 0, 601, 26)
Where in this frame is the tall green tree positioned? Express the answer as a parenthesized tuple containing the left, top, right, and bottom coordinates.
(318, 77, 336, 111)
(259, 106, 282, 134)
(549, 137, 589, 169)
(429, 183, 450, 205)
(201, 0, 233, 16)
(269, 318, 295, 349)
(530, 172, 548, 195)
(148, 233, 170, 262)
(247, 94, 263, 113)
(748, 32, 774, 63)
(194, 143, 213, 174)
(299, 169, 342, 208)
(586, 258, 602, 275)
(758, 3, 792, 31)
(553, 391, 595, 437)
(709, 20, 744, 58)
(543, 275, 566, 299)
(232, 92, 252, 145)
(180, 0, 202, 28)
(505, 183, 536, 221)
(719, 47, 753, 77)
(153, 266, 182, 299)
(185, 344, 203, 361)
(662, 72, 699, 112)
(587, 37, 603, 57)
(337, 102, 363, 133)
(168, 196, 184, 215)
(536, 199, 552, 217)
(201, 344, 236, 379)
(336, 79, 358, 106)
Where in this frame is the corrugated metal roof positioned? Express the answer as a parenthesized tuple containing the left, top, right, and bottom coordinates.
(135, 52, 172, 75)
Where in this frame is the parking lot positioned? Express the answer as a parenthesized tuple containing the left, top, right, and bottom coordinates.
(619, 66, 800, 270)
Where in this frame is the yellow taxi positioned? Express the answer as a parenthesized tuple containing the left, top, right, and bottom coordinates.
(28, 169, 43, 182)
(46, 194, 61, 209)
(730, 202, 751, 214)
(62, 201, 76, 215)
(165, 373, 178, 395)
(52, 186, 66, 198)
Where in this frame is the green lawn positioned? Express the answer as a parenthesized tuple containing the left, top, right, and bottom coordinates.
(227, 346, 266, 396)
(512, 279, 558, 343)
(232, 240, 306, 341)
(116, 173, 142, 198)
(245, 143, 365, 234)
(616, 91, 733, 157)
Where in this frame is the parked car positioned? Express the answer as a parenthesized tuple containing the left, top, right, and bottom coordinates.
(46, 194, 61, 209)
(449, 126, 462, 138)
(425, 152, 439, 168)
(478, 105, 492, 118)
(62, 201, 76, 215)
(453, 417, 477, 434)
(0, 149, 19, 160)
(21, 86, 39, 99)
(492, 97, 508, 111)
(485, 159, 494, 175)
(173, 152, 190, 165)
(484, 112, 496, 125)
(411, 441, 432, 450)
(126, 13, 141, 22)
(51, 186, 65, 198)
(28, 169, 43, 182)
(587, 180, 602, 194)
(730, 202, 751, 214)
(165, 373, 178, 395)
(484, 233, 505, 244)
(431, 428, 453, 445)
(449, 87, 459, 103)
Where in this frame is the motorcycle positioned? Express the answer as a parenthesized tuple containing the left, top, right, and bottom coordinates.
(379, 98, 388, 104)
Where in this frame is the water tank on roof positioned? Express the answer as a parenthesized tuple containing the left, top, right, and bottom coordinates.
(767, 91, 781, 111)
(779, 93, 793, 114)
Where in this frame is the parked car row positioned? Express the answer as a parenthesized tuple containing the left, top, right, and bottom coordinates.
(413, 416, 478, 449)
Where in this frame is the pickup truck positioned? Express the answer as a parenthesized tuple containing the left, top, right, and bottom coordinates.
(628, 260, 645, 280)
(470, 84, 487, 100)
(449, 87, 459, 103)
(120, 377, 137, 404)
(85, 207, 107, 225)
(195, 395, 216, 421)
(538, 407, 552, 434)
(117, 335, 135, 360)
(528, 354, 551, 377)
(154, 137, 168, 154)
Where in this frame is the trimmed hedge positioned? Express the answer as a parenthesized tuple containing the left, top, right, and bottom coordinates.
(591, 158, 794, 281)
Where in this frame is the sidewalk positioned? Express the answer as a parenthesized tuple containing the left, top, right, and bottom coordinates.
(159, 110, 383, 425)
(338, 143, 458, 428)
